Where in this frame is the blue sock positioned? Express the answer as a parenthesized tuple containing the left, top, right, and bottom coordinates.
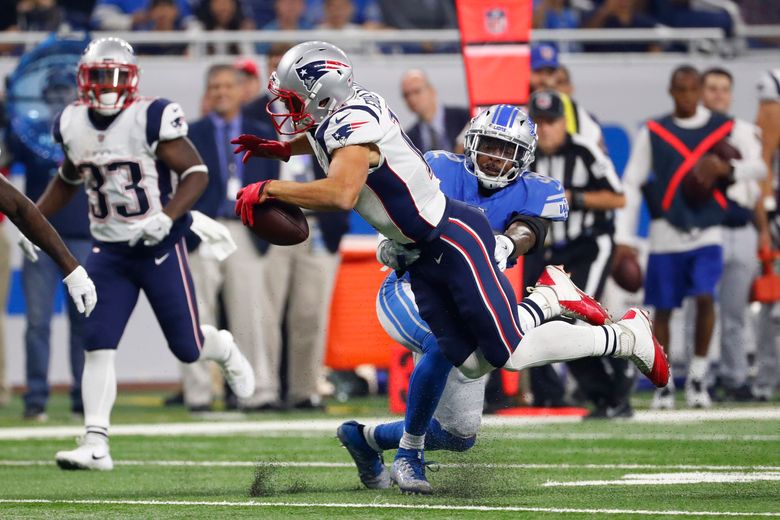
(425, 418, 476, 452)
(404, 335, 452, 436)
(373, 421, 405, 451)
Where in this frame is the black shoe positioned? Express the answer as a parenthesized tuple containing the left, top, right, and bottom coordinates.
(726, 384, 755, 402)
(291, 398, 325, 410)
(187, 404, 213, 413)
(163, 392, 184, 407)
(241, 402, 283, 413)
(585, 401, 633, 420)
(23, 406, 48, 422)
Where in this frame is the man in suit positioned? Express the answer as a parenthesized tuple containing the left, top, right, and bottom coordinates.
(401, 69, 470, 153)
(184, 63, 281, 411)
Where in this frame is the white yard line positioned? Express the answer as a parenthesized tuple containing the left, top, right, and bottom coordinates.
(2, 460, 780, 472)
(544, 471, 780, 487)
(1, 407, 778, 441)
(0, 498, 778, 517)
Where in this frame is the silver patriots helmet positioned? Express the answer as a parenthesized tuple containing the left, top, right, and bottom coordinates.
(266, 41, 354, 135)
(77, 37, 139, 116)
(464, 104, 537, 190)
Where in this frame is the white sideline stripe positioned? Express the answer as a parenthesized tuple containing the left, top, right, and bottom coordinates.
(0, 499, 778, 517)
(500, 432, 780, 442)
(1, 407, 779, 440)
(2, 460, 780, 471)
(544, 471, 780, 487)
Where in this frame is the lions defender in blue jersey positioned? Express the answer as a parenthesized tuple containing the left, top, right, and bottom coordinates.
(336, 105, 658, 494)
(232, 43, 668, 495)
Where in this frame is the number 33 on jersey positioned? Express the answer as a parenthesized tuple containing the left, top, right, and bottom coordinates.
(53, 98, 188, 242)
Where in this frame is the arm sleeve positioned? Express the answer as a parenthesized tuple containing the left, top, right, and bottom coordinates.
(757, 70, 780, 102)
(321, 108, 383, 155)
(506, 214, 549, 254)
(729, 118, 767, 183)
(614, 125, 652, 247)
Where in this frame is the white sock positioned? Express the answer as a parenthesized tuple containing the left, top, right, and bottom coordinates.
(596, 324, 633, 358)
(505, 321, 602, 371)
(399, 431, 425, 451)
(526, 288, 561, 320)
(688, 356, 709, 382)
(199, 324, 231, 363)
(82, 349, 116, 439)
(362, 425, 382, 453)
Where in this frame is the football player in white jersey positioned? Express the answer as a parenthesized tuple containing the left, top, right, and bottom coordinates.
(232, 41, 668, 494)
(27, 37, 255, 471)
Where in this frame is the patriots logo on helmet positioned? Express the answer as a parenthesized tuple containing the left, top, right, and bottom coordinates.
(296, 60, 350, 91)
(332, 121, 368, 144)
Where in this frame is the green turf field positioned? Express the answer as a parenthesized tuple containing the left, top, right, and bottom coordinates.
(0, 392, 779, 519)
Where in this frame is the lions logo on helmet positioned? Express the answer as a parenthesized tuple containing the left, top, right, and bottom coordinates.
(464, 104, 537, 190)
(296, 60, 350, 92)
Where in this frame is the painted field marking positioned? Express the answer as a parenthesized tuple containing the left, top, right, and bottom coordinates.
(544, 471, 780, 487)
(0, 498, 778, 517)
(498, 432, 780, 442)
(2, 460, 780, 472)
(1, 406, 779, 441)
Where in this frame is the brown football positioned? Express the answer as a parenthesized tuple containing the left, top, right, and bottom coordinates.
(709, 139, 741, 161)
(681, 156, 718, 207)
(611, 252, 643, 293)
(247, 200, 309, 245)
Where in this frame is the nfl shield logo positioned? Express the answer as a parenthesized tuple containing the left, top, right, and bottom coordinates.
(484, 8, 508, 35)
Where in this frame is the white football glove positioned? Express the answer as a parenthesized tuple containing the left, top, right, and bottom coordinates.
(376, 239, 421, 271)
(63, 266, 97, 317)
(494, 234, 515, 272)
(128, 213, 173, 247)
(18, 234, 41, 262)
(190, 211, 237, 261)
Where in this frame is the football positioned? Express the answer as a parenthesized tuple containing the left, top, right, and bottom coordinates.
(681, 155, 719, 207)
(611, 252, 643, 293)
(709, 139, 742, 161)
(247, 200, 309, 245)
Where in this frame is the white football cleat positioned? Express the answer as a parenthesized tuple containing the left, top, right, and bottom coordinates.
(217, 330, 255, 400)
(685, 379, 712, 409)
(56, 437, 113, 471)
(650, 385, 676, 410)
(615, 308, 670, 388)
(532, 265, 612, 325)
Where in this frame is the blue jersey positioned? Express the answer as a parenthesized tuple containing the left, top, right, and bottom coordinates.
(424, 150, 568, 231)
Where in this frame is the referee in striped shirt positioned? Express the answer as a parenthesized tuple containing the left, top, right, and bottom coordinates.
(525, 90, 631, 418)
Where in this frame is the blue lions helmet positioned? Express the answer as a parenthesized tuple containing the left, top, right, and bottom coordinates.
(464, 104, 537, 190)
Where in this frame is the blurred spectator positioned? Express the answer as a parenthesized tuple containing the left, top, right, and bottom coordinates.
(58, 0, 97, 29)
(584, 0, 661, 53)
(401, 69, 470, 153)
(318, 0, 358, 29)
(533, 0, 579, 30)
(752, 69, 780, 402)
(134, 0, 188, 55)
(648, 0, 732, 36)
(92, 0, 195, 30)
(615, 65, 732, 410)
(304, 0, 382, 27)
(3, 36, 91, 420)
(17, 0, 64, 31)
(530, 44, 603, 147)
(245, 0, 276, 27)
(256, 0, 312, 54)
(378, 0, 456, 29)
(185, 64, 280, 411)
(554, 64, 573, 96)
(525, 89, 630, 418)
(243, 43, 292, 120)
(698, 67, 766, 402)
(235, 57, 262, 103)
(197, 0, 255, 55)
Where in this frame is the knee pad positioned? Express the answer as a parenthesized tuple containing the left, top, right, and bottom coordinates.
(425, 418, 477, 452)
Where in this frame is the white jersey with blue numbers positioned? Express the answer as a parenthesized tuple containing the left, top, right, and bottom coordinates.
(424, 150, 568, 232)
(54, 97, 188, 243)
(306, 86, 447, 244)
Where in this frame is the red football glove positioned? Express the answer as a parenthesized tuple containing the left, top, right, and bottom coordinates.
(231, 134, 292, 164)
(235, 180, 273, 226)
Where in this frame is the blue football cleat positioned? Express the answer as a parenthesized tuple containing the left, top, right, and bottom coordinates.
(337, 421, 391, 489)
(391, 448, 433, 495)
